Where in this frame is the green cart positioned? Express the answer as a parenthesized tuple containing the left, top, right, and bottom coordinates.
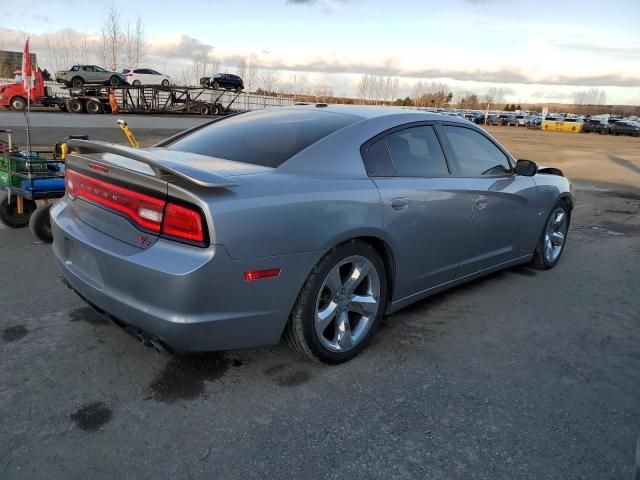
(0, 129, 66, 242)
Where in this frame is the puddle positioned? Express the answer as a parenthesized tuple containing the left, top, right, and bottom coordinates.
(2, 325, 29, 342)
(149, 353, 232, 403)
(70, 401, 112, 431)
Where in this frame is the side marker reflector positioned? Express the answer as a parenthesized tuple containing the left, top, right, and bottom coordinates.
(244, 268, 282, 281)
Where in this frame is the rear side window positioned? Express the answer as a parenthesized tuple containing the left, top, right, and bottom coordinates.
(363, 138, 394, 176)
(386, 126, 448, 177)
(167, 109, 360, 167)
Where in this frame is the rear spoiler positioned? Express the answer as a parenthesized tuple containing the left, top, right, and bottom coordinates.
(66, 139, 238, 188)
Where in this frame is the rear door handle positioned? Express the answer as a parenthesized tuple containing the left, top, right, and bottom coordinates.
(391, 197, 409, 210)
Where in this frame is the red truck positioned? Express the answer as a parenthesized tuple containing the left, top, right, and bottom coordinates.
(0, 69, 65, 111)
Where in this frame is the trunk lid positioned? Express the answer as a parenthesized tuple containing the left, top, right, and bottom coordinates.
(64, 142, 266, 248)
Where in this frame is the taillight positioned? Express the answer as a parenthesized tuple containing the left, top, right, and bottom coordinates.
(162, 202, 204, 243)
(65, 169, 206, 245)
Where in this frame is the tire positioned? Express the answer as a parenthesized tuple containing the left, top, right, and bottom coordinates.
(199, 105, 210, 116)
(85, 99, 103, 114)
(28, 204, 53, 243)
(284, 240, 388, 364)
(132, 80, 141, 86)
(109, 76, 121, 86)
(71, 76, 84, 88)
(67, 98, 85, 114)
(531, 200, 570, 270)
(212, 81, 220, 90)
(10, 96, 26, 111)
(0, 192, 36, 228)
(161, 79, 170, 87)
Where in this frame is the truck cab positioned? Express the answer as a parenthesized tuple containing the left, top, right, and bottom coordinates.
(0, 70, 48, 111)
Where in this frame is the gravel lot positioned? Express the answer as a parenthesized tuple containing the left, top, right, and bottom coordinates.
(1, 116, 639, 479)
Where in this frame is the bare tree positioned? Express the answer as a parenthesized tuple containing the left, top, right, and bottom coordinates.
(236, 58, 247, 82)
(482, 87, 506, 109)
(133, 17, 146, 66)
(357, 74, 370, 104)
(124, 16, 147, 67)
(573, 88, 607, 106)
(101, 7, 123, 70)
(182, 51, 219, 85)
(46, 30, 91, 73)
(259, 66, 281, 93)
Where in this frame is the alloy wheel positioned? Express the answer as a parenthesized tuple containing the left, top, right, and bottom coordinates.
(544, 207, 568, 264)
(315, 255, 380, 352)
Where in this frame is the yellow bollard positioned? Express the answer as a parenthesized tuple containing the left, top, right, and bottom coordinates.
(117, 120, 140, 148)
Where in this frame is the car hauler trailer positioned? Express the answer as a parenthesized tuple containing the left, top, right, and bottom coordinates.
(2, 73, 293, 115)
(60, 84, 291, 116)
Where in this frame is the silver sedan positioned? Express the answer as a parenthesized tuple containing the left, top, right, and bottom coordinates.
(51, 106, 573, 363)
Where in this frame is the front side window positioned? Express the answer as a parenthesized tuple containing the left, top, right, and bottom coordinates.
(385, 126, 449, 177)
(440, 125, 512, 177)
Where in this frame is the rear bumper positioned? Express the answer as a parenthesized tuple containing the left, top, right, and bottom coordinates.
(51, 198, 321, 353)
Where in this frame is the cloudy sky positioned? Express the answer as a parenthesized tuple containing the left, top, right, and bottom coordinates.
(2, 0, 640, 104)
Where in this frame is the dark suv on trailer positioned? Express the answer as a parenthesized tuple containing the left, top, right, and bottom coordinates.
(200, 73, 244, 92)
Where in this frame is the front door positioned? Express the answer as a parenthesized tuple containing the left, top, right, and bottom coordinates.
(437, 124, 537, 275)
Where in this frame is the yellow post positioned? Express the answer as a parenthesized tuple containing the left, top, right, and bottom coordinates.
(117, 120, 140, 148)
(16, 195, 24, 215)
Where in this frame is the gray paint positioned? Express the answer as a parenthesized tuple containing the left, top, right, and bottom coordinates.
(51, 106, 574, 353)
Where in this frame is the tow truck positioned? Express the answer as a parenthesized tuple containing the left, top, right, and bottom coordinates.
(0, 69, 66, 111)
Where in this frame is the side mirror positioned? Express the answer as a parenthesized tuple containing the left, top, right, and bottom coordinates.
(515, 159, 538, 176)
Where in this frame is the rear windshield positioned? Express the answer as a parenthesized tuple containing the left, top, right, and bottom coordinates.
(166, 109, 360, 167)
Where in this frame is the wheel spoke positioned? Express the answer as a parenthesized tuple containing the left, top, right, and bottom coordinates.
(343, 261, 371, 294)
(335, 310, 353, 350)
(544, 237, 553, 256)
(348, 294, 378, 316)
(553, 211, 565, 227)
(324, 268, 343, 296)
(551, 231, 565, 246)
(317, 300, 338, 334)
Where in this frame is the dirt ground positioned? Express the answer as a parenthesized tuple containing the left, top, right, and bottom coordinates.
(1, 119, 639, 479)
(485, 126, 640, 189)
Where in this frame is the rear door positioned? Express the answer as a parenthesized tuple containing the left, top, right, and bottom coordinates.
(364, 123, 472, 300)
(437, 123, 537, 274)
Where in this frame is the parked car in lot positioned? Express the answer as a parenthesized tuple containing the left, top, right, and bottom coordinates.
(52, 106, 573, 364)
(464, 112, 485, 124)
(525, 115, 542, 128)
(55, 65, 127, 88)
(582, 118, 611, 134)
(513, 115, 527, 127)
(497, 114, 515, 126)
(120, 68, 171, 86)
(611, 120, 640, 137)
(199, 73, 244, 91)
(485, 114, 500, 125)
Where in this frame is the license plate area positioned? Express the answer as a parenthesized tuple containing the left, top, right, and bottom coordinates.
(64, 237, 104, 288)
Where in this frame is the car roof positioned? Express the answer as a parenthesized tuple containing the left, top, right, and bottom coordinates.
(282, 104, 469, 123)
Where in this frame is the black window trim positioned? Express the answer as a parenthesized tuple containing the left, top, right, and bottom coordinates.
(360, 121, 453, 178)
(434, 121, 516, 178)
